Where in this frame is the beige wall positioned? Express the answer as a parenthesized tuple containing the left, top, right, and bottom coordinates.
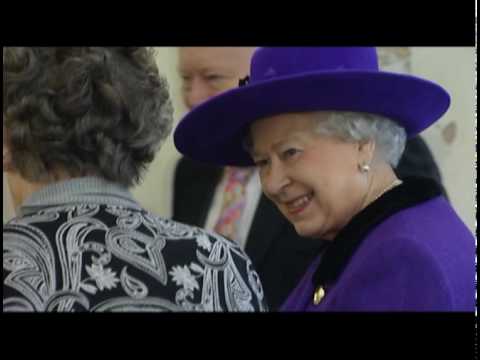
(131, 47, 185, 218)
(3, 47, 476, 234)
(410, 47, 476, 232)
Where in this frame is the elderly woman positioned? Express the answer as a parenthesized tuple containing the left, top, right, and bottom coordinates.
(3, 47, 267, 312)
(174, 47, 475, 311)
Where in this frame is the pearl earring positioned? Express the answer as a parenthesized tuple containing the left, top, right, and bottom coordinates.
(359, 163, 370, 173)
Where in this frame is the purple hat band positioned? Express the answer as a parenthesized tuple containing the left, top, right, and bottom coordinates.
(174, 47, 450, 166)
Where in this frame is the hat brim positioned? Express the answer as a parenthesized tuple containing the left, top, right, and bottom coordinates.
(174, 70, 450, 166)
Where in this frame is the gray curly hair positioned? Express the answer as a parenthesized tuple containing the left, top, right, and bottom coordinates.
(313, 111, 407, 167)
(3, 47, 173, 187)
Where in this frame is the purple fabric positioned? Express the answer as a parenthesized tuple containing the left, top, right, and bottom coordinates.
(281, 197, 475, 312)
(174, 47, 450, 166)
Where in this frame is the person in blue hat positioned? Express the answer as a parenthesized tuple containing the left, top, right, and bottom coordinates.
(174, 47, 475, 311)
(173, 47, 446, 310)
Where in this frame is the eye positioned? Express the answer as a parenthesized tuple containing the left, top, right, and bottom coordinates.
(180, 73, 192, 82)
(282, 148, 300, 159)
(254, 158, 269, 168)
(205, 74, 222, 82)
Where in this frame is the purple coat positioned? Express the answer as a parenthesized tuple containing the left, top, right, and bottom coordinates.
(281, 177, 475, 311)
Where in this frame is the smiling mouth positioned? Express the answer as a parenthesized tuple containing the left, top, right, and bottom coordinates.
(285, 192, 314, 215)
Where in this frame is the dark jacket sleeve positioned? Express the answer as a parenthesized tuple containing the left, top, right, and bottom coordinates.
(172, 157, 223, 226)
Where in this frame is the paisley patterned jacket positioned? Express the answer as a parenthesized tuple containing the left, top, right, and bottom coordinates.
(3, 177, 268, 312)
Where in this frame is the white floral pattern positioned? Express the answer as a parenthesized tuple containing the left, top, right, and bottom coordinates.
(196, 233, 212, 251)
(3, 204, 267, 312)
(169, 265, 200, 292)
(85, 264, 120, 291)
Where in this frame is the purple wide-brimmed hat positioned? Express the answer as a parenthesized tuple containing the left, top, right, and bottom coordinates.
(174, 47, 450, 166)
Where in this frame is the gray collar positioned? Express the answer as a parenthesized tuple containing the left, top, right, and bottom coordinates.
(19, 177, 142, 217)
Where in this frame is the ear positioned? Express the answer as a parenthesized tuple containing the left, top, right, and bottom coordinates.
(357, 139, 376, 166)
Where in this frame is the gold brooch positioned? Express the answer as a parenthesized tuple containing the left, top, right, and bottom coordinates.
(313, 286, 325, 305)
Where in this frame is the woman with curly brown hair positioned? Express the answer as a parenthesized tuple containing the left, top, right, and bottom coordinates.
(3, 47, 267, 312)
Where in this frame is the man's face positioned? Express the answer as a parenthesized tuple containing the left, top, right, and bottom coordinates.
(178, 47, 255, 110)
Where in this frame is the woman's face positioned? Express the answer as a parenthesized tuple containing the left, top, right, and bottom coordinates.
(250, 112, 370, 240)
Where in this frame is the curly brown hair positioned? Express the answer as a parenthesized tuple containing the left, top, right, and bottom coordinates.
(3, 47, 173, 187)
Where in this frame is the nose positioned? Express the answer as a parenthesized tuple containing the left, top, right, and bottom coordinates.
(183, 78, 213, 110)
(261, 160, 291, 200)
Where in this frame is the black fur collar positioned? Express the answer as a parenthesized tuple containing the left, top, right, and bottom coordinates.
(312, 177, 443, 289)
